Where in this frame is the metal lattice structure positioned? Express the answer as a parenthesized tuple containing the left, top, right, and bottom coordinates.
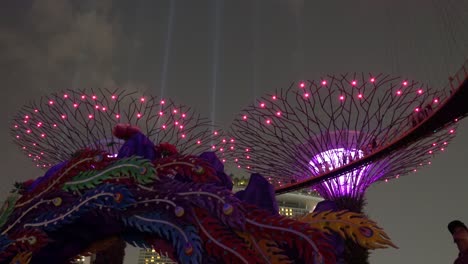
(11, 88, 225, 168)
(228, 73, 457, 201)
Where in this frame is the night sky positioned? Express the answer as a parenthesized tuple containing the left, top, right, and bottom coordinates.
(0, 1, 467, 263)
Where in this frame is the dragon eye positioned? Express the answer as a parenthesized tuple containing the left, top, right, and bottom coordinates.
(27, 236, 37, 245)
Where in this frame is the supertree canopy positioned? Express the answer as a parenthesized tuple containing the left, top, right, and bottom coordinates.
(228, 73, 457, 209)
(11, 88, 226, 169)
(1, 88, 398, 264)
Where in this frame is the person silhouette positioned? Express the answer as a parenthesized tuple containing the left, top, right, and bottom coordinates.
(448, 220, 468, 264)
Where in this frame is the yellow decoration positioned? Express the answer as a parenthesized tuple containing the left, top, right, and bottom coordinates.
(9, 252, 32, 264)
(299, 210, 398, 250)
(236, 231, 293, 264)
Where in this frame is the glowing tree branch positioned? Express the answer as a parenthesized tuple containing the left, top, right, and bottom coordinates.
(11, 88, 226, 168)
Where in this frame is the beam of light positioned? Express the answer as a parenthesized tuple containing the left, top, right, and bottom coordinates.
(252, 0, 261, 104)
(160, 0, 176, 99)
(210, 0, 224, 138)
(71, 1, 96, 89)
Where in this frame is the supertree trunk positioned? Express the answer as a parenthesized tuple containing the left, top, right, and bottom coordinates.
(93, 238, 126, 264)
(334, 196, 369, 264)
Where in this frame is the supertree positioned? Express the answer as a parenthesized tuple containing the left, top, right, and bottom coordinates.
(11, 88, 225, 169)
(228, 73, 458, 263)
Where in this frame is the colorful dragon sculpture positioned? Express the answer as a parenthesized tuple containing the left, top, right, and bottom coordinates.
(0, 125, 396, 263)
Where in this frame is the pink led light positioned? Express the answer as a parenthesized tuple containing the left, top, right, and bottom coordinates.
(266, 119, 271, 124)
(415, 107, 420, 112)
(276, 111, 281, 116)
(115, 114, 120, 119)
(61, 114, 66, 119)
(428, 150, 433, 154)
(304, 93, 310, 98)
(357, 94, 363, 99)
(175, 121, 179, 125)
(432, 143, 437, 146)
(402, 81, 408, 86)
(34, 109, 38, 113)
(140, 97, 145, 102)
(91, 95, 97, 100)
(25, 115, 29, 119)
(22, 146, 26, 149)
(299, 82, 305, 88)
(230, 139, 234, 142)
(14, 125, 18, 128)
(73, 103, 79, 108)
(370, 77, 375, 83)
(137, 113, 142, 118)
(26, 130, 31, 134)
(242, 115, 247, 120)
(160, 100, 165, 104)
(222, 139, 226, 143)
(173, 109, 178, 114)
(222, 159, 226, 163)
(246, 155, 250, 159)
(179, 125, 183, 129)
(81, 95, 86, 100)
(41, 133, 45, 138)
(235, 158, 238, 162)
(245, 148, 249, 152)
(63, 94, 69, 98)
(339, 95, 345, 101)
(16, 135, 20, 139)
(260, 103, 265, 108)
(321, 80, 327, 85)
(433, 98, 439, 103)
(396, 90, 402, 95)
(211, 145, 216, 149)
(181, 134, 186, 138)
(159, 111, 163, 116)
(48, 100, 54, 105)
(214, 131, 218, 135)
(417, 89, 423, 94)
(196, 140, 201, 144)
(95, 105, 99, 109)
(102, 107, 106, 111)
(88, 114, 93, 119)
(53, 124, 57, 128)
(162, 125, 166, 129)
(385, 179, 388, 182)
(36, 122, 42, 127)
(220, 148, 224, 152)
(23, 120, 28, 124)
(449, 129, 454, 134)
(182, 113, 186, 118)
(230, 146, 234, 150)
(111, 95, 117, 100)
(272, 95, 277, 100)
